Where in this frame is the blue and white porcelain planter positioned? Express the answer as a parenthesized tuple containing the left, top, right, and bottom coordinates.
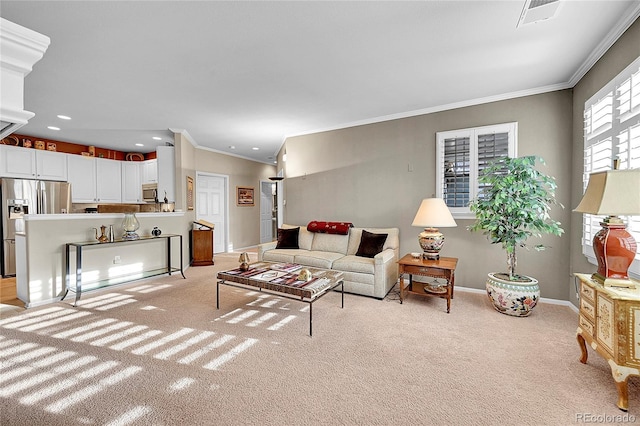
(486, 272, 539, 317)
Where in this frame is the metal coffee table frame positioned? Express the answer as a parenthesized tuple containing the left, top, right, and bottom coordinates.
(216, 266, 344, 337)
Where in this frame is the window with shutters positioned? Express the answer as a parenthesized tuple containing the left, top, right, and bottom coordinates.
(436, 122, 517, 219)
(582, 55, 640, 278)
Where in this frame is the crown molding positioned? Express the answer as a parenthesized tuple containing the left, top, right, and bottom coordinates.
(286, 82, 571, 140)
(568, 2, 640, 86)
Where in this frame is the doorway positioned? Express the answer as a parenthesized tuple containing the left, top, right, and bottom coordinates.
(260, 180, 273, 243)
(195, 172, 228, 253)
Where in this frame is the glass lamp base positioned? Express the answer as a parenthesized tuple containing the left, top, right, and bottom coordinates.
(122, 231, 140, 241)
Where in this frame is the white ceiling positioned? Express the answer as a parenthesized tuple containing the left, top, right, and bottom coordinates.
(2, 1, 639, 164)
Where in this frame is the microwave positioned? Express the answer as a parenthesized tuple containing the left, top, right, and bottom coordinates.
(142, 183, 157, 202)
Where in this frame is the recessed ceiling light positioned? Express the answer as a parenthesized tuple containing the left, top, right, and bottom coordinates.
(57, 115, 71, 120)
(47, 126, 60, 131)
(152, 137, 161, 140)
(135, 143, 144, 147)
(229, 145, 236, 150)
(252, 147, 259, 150)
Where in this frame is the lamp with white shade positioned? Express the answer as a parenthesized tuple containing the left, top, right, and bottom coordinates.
(411, 198, 457, 260)
(574, 169, 640, 287)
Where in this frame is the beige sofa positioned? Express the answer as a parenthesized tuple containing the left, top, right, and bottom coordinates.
(257, 224, 399, 299)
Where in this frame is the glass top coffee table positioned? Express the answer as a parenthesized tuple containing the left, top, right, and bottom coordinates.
(216, 262, 344, 336)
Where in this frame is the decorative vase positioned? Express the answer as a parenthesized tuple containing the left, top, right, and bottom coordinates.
(152, 226, 161, 237)
(485, 272, 539, 317)
(122, 212, 140, 240)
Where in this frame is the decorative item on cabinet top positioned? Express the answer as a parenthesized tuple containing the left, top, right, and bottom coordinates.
(125, 152, 144, 161)
(0, 135, 20, 145)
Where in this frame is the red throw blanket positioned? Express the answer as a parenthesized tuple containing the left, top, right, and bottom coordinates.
(307, 221, 353, 235)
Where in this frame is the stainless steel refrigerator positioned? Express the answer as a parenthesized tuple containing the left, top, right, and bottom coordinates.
(1, 178, 71, 277)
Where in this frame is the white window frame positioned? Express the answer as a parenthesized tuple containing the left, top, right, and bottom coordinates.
(436, 122, 518, 219)
(582, 55, 640, 279)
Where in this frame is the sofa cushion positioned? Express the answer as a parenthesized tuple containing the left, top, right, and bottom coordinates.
(332, 255, 375, 275)
(311, 232, 349, 254)
(276, 227, 299, 249)
(294, 251, 344, 269)
(347, 227, 399, 255)
(263, 249, 305, 264)
(282, 224, 313, 250)
(355, 230, 388, 258)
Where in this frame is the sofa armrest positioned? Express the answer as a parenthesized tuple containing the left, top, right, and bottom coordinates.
(373, 248, 399, 299)
(258, 241, 277, 260)
(374, 248, 396, 265)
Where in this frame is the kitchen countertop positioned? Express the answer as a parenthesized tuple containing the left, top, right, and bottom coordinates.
(24, 211, 185, 221)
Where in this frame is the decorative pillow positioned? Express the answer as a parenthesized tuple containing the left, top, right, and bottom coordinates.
(307, 221, 353, 235)
(276, 227, 300, 249)
(355, 230, 388, 258)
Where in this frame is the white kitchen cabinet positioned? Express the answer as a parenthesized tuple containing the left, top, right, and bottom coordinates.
(67, 155, 121, 203)
(121, 161, 142, 203)
(157, 146, 175, 202)
(35, 149, 67, 181)
(142, 159, 157, 184)
(0, 145, 36, 178)
(96, 158, 121, 203)
(0, 145, 67, 181)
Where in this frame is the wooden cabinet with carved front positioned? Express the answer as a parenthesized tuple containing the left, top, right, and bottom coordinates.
(575, 273, 640, 411)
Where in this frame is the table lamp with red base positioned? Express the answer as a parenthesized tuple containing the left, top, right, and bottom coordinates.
(574, 169, 640, 288)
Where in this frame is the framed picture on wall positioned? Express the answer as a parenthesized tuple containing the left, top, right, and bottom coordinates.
(237, 186, 254, 206)
(187, 176, 194, 210)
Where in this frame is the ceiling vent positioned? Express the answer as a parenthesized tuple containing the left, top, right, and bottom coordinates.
(517, 0, 562, 28)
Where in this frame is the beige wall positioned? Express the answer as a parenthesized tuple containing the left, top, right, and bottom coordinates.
(569, 19, 640, 306)
(193, 149, 276, 250)
(282, 90, 573, 300)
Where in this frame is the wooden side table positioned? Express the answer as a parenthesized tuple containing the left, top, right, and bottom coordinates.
(398, 254, 458, 313)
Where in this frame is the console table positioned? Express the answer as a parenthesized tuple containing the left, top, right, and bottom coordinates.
(575, 273, 640, 411)
(398, 254, 458, 313)
(63, 234, 185, 306)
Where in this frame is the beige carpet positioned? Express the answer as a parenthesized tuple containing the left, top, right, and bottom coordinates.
(0, 251, 638, 425)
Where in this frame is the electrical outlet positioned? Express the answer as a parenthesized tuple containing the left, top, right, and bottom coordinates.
(114, 256, 121, 264)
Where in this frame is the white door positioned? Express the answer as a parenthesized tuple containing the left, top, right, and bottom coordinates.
(196, 173, 227, 253)
(260, 181, 273, 243)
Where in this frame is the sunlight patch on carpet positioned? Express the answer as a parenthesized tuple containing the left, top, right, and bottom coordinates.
(131, 327, 194, 355)
(168, 377, 196, 392)
(103, 405, 152, 426)
(154, 331, 215, 360)
(51, 318, 118, 339)
(71, 321, 134, 342)
(226, 309, 259, 324)
(109, 330, 163, 351)
(246, 312, 278, 327)
(45, 365, 142, 414)
(176, 334, 235, 365)
(140, 305, 160, 310)
(203, 338, 258, 370)
(77, 293, 134, 309)
(266, 315, 297, 331)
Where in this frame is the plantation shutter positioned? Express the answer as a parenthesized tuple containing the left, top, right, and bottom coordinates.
(582, 55, 640, 276)
(442, 136, 470, 208)
(436, 122, 517, 218)
(477, 131, 510, 199)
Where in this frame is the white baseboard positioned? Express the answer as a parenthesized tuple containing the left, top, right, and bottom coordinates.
(455, 285, 579, 313)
